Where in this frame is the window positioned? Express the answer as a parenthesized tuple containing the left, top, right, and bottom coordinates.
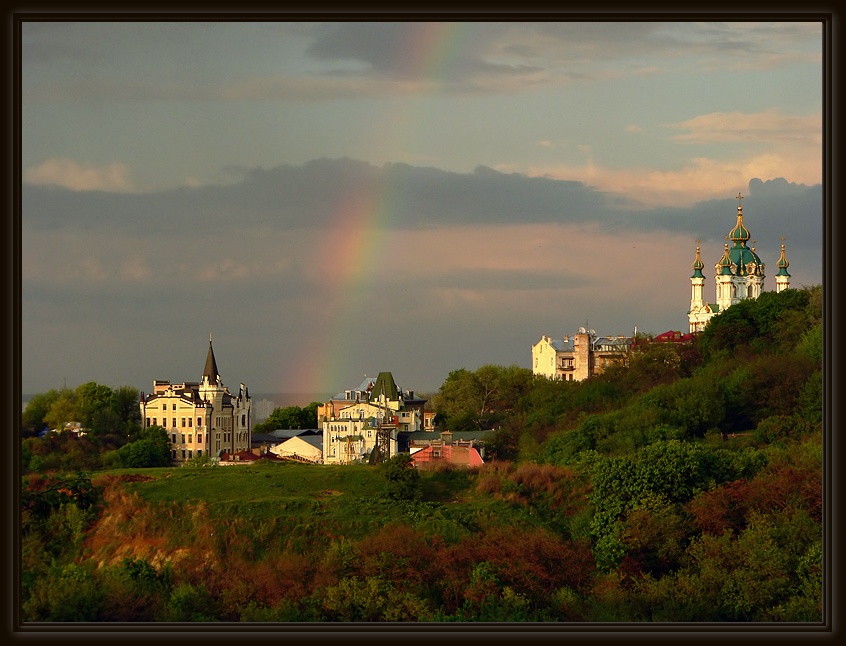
(198, 434, 202, 444)
(181, 450, 186, 459)
(146, 417, 150, 427)
(171, 450, 176, 459)
(241, 414, 245, 426)
(188, 435, 192, 444)
(197, 450, 202, 457)
(181, 418, 186, 427)
(172, 434, 176, 444)
(188, 450, 192, 459)
(172, 418, 176, 428)
(197, 417, 202, 427)
(188, 418, 192, 428)
(173, 404, 177, 411)
(152, 418, 157, 426)
(181, 434, 186, 444)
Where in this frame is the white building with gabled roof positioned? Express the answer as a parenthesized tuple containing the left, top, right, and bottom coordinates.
(318, 371, 426, 464)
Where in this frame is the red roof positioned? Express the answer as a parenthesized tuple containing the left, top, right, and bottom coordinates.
(410, 444, 484, 468)
(220, 450, 259, 462)
(653, 330, 696, 343)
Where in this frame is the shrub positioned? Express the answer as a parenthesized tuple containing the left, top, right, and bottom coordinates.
(379, 453, 421, 501)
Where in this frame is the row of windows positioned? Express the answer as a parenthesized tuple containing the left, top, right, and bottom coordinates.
(329, 430, 373, 442)
(165, 432, 250, 446)
(172, 449, 202, 459)
(146, 414, 249, 433)
(329, 424, 359, 432)
(147, 417, 204, 428)
(171, 433, 204, 445)
(213, 416, 247, 428)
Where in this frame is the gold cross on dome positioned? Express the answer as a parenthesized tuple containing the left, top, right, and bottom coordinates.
(736, 192, 744, 205)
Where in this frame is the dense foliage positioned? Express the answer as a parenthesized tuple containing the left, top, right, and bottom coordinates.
(19, 286, 823, 623)
(253, 402, 321, 434)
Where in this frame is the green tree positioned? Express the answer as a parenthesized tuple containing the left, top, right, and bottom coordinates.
(698, 287, 813, 361)
(75, 381, 114, 429)
(433, 365, 532, 431)
(43, 387, 80, 432)
(21, 389, 61, 437)
(254, 402, 320, 433)
(117, 426, 171, 468)
(110, 385, 142, 433)
(379, 453, 421, 501)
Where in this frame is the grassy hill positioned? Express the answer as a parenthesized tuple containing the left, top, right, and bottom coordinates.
(20, 286, 824, 623)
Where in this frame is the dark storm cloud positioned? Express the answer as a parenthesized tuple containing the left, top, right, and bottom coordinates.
(23, 158, 821, 257)
(22, 158, 615, 235)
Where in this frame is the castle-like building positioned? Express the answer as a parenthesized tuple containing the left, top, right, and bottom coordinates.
(139, 338, 252, 462)
(688, 193, 791, 333)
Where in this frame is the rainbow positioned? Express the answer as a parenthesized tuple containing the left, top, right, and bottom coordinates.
(277, 22, 468, 397)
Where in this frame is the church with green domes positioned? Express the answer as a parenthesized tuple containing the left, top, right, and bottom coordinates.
(688, 193, 792, 333)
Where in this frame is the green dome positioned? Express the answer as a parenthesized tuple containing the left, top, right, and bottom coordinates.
(717, 195, 764, 277)
(729, 243, 765, 276)
(729, 206, 751, 243)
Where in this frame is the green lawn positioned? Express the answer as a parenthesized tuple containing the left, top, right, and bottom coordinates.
(98, 461, 552, 545)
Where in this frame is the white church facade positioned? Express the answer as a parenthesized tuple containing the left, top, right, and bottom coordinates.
(688, 194, 791, 333)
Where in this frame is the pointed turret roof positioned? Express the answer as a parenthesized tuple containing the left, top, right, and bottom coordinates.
(716, 242, 734, 275)
(729, 201, 751, 244)
(203, 335, 220, 383)
(691, 240, 705, 278)
(371, 371, 400, 402)
(776, 237, 791, 276)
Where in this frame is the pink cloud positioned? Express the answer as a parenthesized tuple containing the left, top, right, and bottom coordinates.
(24, 158, 135, 192)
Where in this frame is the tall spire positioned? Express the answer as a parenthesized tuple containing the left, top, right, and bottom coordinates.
(728, 192, 751, 245)
(203, 335, 220, 384)
(691, 239, 705, 278)
(776, 236, 791, 276)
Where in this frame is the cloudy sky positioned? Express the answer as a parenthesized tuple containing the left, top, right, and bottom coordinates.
(20, 20, 824, 398)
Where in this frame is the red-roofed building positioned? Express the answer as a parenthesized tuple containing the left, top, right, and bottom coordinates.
(410, 442, 484, 469)
(219, 450, 259, 464)
(652, 330, 697, 343)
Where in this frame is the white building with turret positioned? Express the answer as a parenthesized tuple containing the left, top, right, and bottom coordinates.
(140, 338, 252, 462)
(318, 372, 425, 464)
